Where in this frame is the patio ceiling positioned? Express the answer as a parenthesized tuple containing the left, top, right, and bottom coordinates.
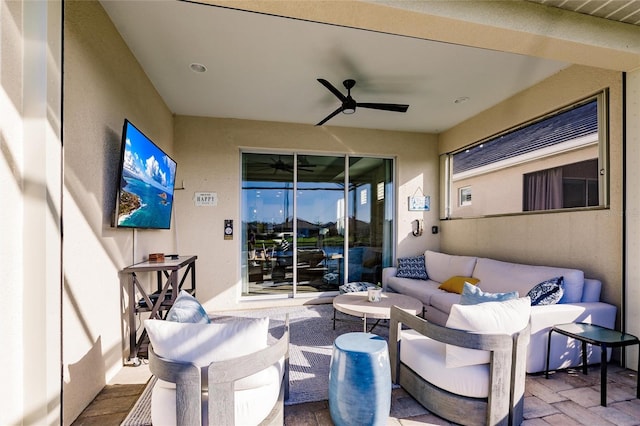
(100, 0, 638, 133)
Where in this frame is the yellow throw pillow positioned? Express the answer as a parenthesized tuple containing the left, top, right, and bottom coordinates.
(438, 276, 480, 294)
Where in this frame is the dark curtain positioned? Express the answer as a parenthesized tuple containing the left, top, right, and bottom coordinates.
(524, 167, 563, 211)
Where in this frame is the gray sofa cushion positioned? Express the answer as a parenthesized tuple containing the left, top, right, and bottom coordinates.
(385, 276, 441, 306)
(424, 250, 477, 284)
(429, 291, 462, 315)
(473, 257, 584, 303)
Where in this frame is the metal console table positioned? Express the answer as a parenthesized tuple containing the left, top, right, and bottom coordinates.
(123, 255, 197, 364)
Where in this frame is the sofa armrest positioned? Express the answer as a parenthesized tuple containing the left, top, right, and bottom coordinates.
(582, 278, 602, 302)
(527, 302, 617, 373)
(382, 267, 398, 291)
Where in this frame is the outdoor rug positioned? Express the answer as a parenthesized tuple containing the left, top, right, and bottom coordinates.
(121, 303, 388, 425)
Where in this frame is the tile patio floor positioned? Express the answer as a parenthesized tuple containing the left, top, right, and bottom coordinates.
(73, 362, 640, 425)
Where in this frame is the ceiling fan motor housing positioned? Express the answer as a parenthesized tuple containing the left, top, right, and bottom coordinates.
(343, 99, 356, 114)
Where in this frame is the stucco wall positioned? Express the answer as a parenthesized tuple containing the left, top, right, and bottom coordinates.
(63, 1, 174, 423)
(439, 65, 623, 315)
(0, 2, 26, 422)
(1, 0, 63, 424)
(173, 116, 439, 311)
(625, 68, 640, 374)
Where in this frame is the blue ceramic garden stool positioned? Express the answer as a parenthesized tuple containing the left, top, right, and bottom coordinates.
(329, 332, 391, 426)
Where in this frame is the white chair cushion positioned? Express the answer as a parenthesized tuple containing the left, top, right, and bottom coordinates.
(151, 375, 281, 426)
(146, 317, 284, 425)
(400, 329, 489, 398)
(145, 317, 281, 389)
(445, 297, 531, 368)
(145, 317, 268, 366)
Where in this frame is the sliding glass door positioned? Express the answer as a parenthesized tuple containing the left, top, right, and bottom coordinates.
(241, 152, 393, 297)
(347, 157, 394, 284)
(242, 153, 294, 295)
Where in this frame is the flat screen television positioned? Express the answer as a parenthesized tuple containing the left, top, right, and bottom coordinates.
(114, 119, 177, 229)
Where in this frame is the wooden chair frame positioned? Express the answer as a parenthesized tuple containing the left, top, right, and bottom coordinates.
(148, 317, 290, 426)
(389, 306, 530, 426)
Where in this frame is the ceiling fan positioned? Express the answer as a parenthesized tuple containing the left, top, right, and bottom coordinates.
(316, 78, 409, 126)
(254, 156, 316, 174)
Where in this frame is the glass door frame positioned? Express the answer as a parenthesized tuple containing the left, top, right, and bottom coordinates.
(240, 150, 395, 300)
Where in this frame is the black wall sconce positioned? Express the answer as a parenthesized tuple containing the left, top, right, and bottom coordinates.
(412, 219, 423, 237)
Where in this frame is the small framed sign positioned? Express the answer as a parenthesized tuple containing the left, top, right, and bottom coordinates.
(409, 195, 430, 211)
(194, 192, 218, 207)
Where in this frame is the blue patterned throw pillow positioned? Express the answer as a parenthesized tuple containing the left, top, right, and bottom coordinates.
(396, 255, 428, 280)
(527, 277, 564, 306)
(459, 282, 519, 305)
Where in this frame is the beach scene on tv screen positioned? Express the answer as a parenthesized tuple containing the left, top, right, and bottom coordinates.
(117, 124, 176, 229)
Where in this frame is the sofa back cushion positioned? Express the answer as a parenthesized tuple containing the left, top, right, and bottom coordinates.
(473, 257, 584, 303)
(424, 250, 477, 284)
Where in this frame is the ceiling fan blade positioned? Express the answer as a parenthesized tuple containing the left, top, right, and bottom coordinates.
(316, 106, 343, 126)
(357, 102, 409, 113)
(317, 78, 347, 102)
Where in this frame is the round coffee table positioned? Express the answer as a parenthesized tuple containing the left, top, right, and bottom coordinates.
(332, 291, 423, 332)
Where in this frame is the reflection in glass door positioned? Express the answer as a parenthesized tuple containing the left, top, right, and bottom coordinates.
(241, 152, 393, 297)
(347, 157, 394, 285)
(242, 153, 294, 295)
(295, 155, 345, 292)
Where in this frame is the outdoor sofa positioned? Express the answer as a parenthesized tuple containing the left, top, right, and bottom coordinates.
(382, 250, 617, 373)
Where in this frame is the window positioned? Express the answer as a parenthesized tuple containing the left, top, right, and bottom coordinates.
(523, 159, 598, 211)
(459, 186, 472, 206)
(444, 92, 608, 218)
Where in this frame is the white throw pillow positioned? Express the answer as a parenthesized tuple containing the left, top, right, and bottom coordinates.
(445, 297, 531, 368)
